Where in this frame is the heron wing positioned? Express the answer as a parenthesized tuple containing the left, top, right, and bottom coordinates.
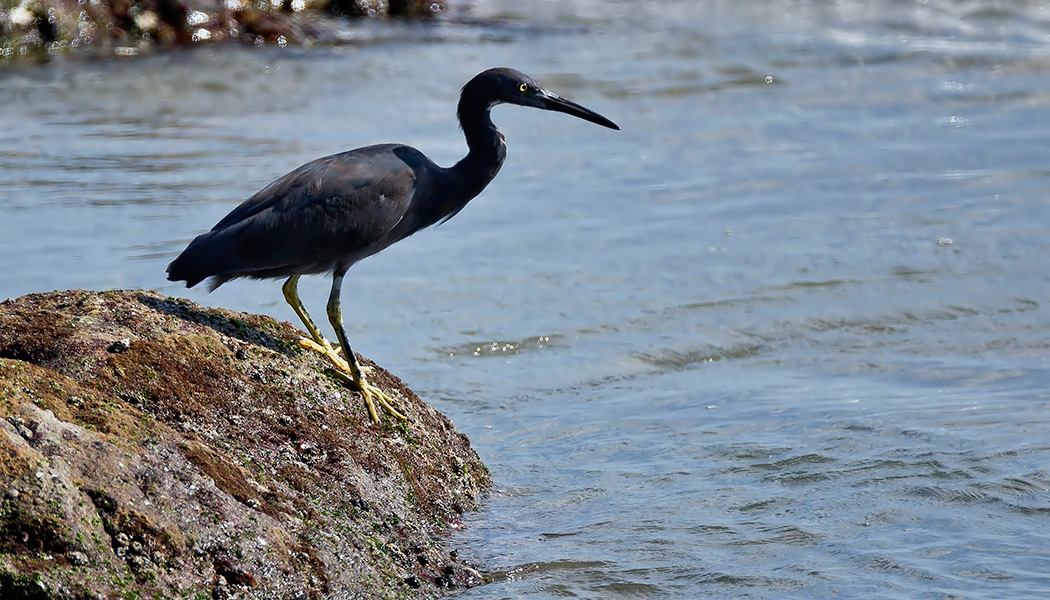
(175, 145, 427, 282)
(214, 145, 413, 232)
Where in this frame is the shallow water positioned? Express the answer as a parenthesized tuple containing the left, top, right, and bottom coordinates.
(3, 0, 1050, 597)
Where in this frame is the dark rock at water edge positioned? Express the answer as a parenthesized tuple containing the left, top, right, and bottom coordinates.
(0, 289, 490, 599)
(0, 0, 447, 58)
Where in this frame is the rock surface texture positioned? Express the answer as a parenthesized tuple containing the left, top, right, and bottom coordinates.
(0, 289, 489, 599)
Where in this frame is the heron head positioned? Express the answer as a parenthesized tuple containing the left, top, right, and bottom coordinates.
(467, 68, 620, 131)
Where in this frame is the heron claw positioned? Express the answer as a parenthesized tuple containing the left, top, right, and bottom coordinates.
(298, 337, 404, 423)
(360, 378, 409, 423)
(328, 366, 408, 423)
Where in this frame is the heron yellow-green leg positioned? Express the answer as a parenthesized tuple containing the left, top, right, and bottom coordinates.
(283, 275, 404, 423)
(283, 275, 340, 358)
(284, 276, 376, 371)
(326, 273, 407, 423)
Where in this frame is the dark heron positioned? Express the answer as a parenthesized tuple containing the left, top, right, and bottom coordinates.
(167, 67, 619, 424)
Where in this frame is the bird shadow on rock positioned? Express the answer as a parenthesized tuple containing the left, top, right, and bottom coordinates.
(134, 292, 296, 356)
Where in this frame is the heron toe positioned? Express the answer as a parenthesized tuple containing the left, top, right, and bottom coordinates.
(328, 367, 407, 423)
(298, 338, 378, 379)
(299, 338, 376, 375)
(358, 379, 408, 423)
(298, 337, 344, 363)
(299, 336, 405, 423)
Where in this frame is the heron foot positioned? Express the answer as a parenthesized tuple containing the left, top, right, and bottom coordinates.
(297, 337, 405, 423)
(297, 338, 373, 374)
(327, 365, 408, 424)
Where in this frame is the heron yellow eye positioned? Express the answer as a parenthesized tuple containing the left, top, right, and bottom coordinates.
(519, 83, 528, 92)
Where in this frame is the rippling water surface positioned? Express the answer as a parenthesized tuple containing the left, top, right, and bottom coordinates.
(3, 0, 1050, 597)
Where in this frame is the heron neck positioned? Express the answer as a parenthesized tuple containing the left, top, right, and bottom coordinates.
(451, 100, 507, 200)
